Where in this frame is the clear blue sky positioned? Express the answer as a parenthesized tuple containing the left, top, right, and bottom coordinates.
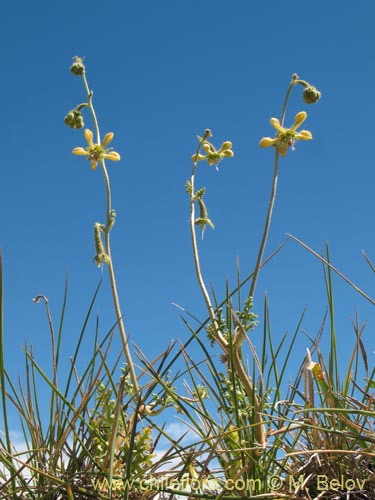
(2, 1, 375, 425)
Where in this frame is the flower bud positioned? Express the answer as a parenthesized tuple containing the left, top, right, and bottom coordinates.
(303, 85, 321, 104)
(64, 111, 75, 126)
(75, 115, 84, 129)
(70, 56, 85, 76)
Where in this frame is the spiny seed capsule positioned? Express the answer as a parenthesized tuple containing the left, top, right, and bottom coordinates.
(197, 197, 208, 220)
(94, 223, 105, 255)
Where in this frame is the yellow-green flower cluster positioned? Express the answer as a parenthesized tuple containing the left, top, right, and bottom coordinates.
(72, 129, 121, 170)
(192, 139, 234, 168)
(259, 111, 312, 157)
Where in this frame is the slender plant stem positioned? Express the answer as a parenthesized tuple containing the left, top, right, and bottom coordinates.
(248, 151, 279, 300)
(189, 153, 228, 352)
(81, 71, 139, 392)
(189, 139, 266, 449)
(248, 75, 297, 301)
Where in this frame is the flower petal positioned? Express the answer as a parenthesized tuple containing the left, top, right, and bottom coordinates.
(292, 111, 307, 131)
(103, 151, 121, 162)
(222, 149, 234, 158)
(270, 118, 285, 133)
(259, 137, 278, 148)
(203, 142, 215, 153)
(295, 130, 312, 140)
(72, 147, 88, 156)
(84, 129, 94, 147)
(278, 144, 288, 156)
(91, 160, 98, 170)
(192, 153, 206, 162)
(101, 132, 114, 148)
(220, 141, 232, 150)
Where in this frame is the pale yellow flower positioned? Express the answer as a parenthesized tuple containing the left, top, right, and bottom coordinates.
(192, 139, 234, 169)
(72, 129, 121, 170)
(259, 111, 312, 156)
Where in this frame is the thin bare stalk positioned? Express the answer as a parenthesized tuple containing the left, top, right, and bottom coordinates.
(81, 71, 138, 392)
(248, 75, 297, 301)
(189, 150, 228, 352)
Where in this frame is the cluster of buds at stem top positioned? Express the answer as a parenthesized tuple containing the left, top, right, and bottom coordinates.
(64, 107, 85, 129)
(192, 134, 234, 170)
(259, 75, 320, 156)
(302, 85, 321, 104)
(293, 75, 321, 104)
(70, 56, 85, 76)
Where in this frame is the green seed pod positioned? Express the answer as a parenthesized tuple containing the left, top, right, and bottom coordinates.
(195, 197, 214, 237)
(195, 187, 206, 198)
(94, 223, 105, 253)
(195, 217, 214, 230)
(303, 85, 321, 104)
(93, 223, 109, 267)
(198, 197, 208, 220)
(107, 209, 116, 230)
(94, 253, 110, 267)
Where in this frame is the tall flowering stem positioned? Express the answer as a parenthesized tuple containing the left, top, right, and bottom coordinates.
(188, 132, 267, 449)
(249, 74, 314, 301)
(188, 131, 229, 352)
(72, 59, 138, 392)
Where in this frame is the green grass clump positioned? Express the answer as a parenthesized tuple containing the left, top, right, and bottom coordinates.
(1, 59, 375, 500)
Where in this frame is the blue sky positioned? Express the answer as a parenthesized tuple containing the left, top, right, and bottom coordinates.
(2, 1, 375, 426)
